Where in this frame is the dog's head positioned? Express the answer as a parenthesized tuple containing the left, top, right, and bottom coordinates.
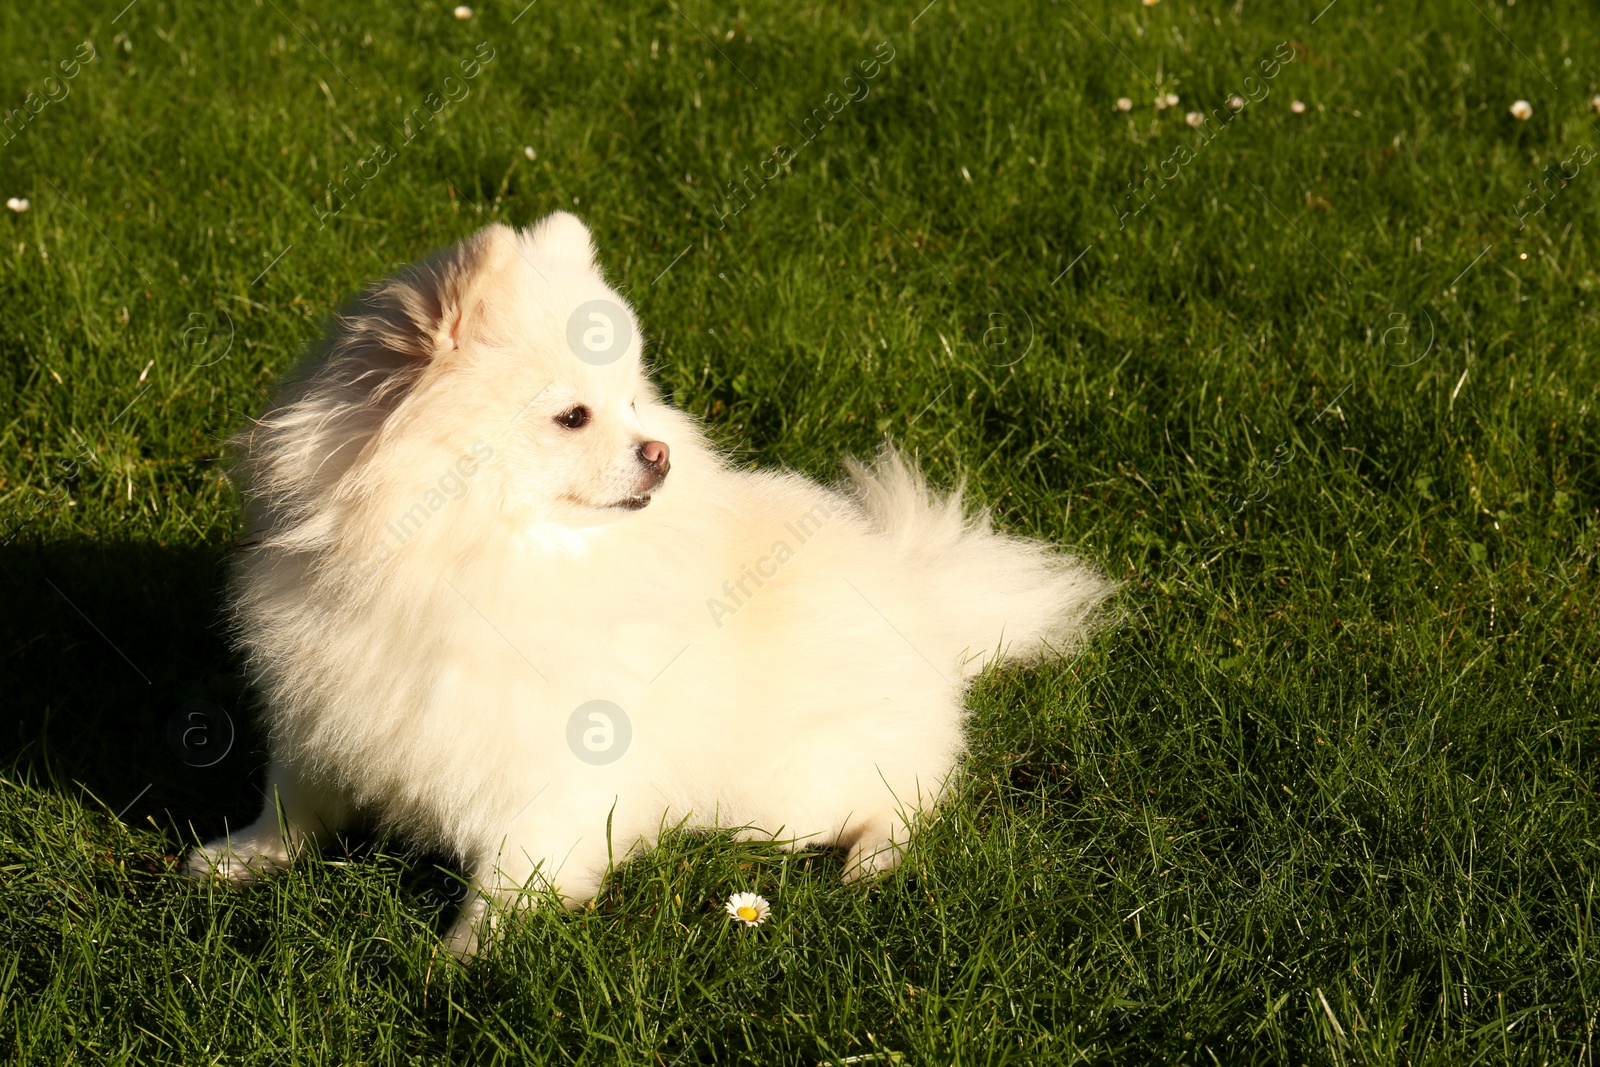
(369, 214, 676, 528)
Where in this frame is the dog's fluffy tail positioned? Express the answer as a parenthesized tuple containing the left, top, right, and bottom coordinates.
(843, 447, 1115, 677)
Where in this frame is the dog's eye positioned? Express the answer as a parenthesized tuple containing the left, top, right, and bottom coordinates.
(555, 405, 591, 430)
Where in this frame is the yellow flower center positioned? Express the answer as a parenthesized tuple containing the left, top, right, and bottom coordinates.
(736, 906, 759, 921)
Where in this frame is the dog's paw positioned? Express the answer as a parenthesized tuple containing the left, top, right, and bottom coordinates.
(180, 834, 291, 886)
(441, 919, 481, 961)
(842, 841, 903, 883)
(841, 815, 908, 883)
(441, 895, 494, 961)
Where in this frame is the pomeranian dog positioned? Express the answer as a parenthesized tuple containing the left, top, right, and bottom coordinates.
(183, 213, 1111, 956)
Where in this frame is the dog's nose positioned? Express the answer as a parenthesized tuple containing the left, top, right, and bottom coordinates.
(638, 440, 670, 474)
(636, 440, 671, 493)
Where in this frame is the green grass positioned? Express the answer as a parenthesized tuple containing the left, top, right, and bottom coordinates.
(2, 0, 1598, 1062)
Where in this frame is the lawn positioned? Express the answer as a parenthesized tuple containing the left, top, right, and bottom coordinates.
(1, 0, 1597, 1062)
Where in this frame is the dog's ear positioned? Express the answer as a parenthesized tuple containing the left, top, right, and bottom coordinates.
(525, 211, 594, 265)
(435, 223, 522, 354)
(375, 223, 521, 360)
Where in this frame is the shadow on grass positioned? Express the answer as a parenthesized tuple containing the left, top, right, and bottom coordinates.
(0, 536, 264, 852)
(0, 535, 481, 943)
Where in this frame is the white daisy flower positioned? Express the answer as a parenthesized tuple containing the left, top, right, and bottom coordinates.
(1184, 111, 1203, 128)
(1509, 99, 1532, 121)
(724, 892, 770, 927)
(523, 146, 537, 161)
(5, 197, 28, 213)
(1228, 94, 1246, 111)
(1115, 97, 1133, 112)
(1290, 99, 1307, 114)
(453, 5, 473, 18)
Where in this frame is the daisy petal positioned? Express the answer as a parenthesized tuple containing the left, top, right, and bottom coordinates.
(724, 891, 771, 927)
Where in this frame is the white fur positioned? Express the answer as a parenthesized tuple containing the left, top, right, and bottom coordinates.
(183, 215, 1113, 956)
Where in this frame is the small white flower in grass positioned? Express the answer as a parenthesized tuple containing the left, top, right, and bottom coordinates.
(453, 5, 473, 18)
(523, 145, 537, 161)
(6, 197, 28, 213)
(1184, 111, 1203, 128)
(1590, 95, 1600, 115)
(1290, 99, 1307, 114)
(1228, 94, 1246, 111)
(1115, 97, 1133, 112)
(725, 892, 770, 927)
(1143, 0, 1159, 6)
(1510, 99, 1533, 121)
(1163, 92, 1180, 108)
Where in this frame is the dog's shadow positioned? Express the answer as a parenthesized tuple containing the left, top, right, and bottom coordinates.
(0, 535, 265, 849)
(2, 535, 486, 927)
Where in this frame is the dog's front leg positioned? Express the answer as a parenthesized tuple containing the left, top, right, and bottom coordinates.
(840, 809, 912, 883)
(441, 833, 613, 959)
(182, 757, 353, 885)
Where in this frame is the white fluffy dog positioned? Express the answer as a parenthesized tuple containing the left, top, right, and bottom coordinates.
(183, 214, 1111, 956)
